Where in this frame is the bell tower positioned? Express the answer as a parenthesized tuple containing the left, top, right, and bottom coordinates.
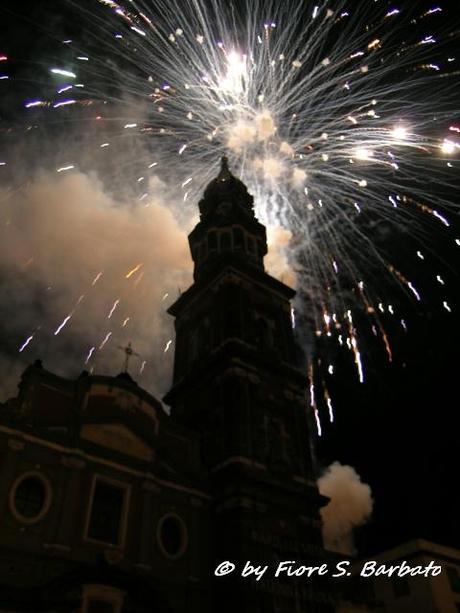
(188, 155, 267, 278)
(164, 158, 335, 612)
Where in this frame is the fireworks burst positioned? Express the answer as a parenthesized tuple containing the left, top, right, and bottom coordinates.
(1, 1, 459, 427)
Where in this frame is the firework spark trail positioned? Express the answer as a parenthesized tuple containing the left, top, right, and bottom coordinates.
(126, 263, 143, 279)
(92, 272, 104, 286)
(54, 294, 85, 336)
(18, 335, 35, 352)
(85, 346, 96, 364)
(54, 312, 75, 336)
(325, 388, 334, 423)
(18, 326, 41, 353)
(99, 331, 112, 350)
(107, 298, 120, 318)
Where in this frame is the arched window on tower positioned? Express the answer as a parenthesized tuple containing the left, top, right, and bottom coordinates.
(189, 329, 199, 363)
(220, 231, 231, 251)
(256, 317, 272, 349)
(247, 236, 256, 255)
(208, 231, 217, 253)
(200, 242, 207, 261)
(202, 317, 211, 351)
(233, 227, 244, 251)
(264, 415, 291, 469)
(225, 308, 242, 339)
(257, 239, 265, 258)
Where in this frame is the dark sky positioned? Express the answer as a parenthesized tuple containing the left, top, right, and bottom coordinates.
(1, 0, 459, 556)
(317, 305, 460, 552)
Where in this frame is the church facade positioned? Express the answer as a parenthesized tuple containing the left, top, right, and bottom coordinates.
(0, 159, 341, 612)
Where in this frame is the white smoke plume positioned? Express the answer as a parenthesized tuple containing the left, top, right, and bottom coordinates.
(0, 171, 192, 401)
(227, 110, 277, 152)
(318, 461, 373, 555)
(227, 120, 257, 151)
(265, 225, 297, 288)
(253, 156, 286, 182)
(227, 111, 305, 187)
(255, 111, 277, 140)
(279, 141, 294, 157)
(291, 167, 307, 187)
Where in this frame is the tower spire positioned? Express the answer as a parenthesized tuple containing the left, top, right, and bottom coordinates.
(217, 155, 232, 182)
(188, 156, 267, 280)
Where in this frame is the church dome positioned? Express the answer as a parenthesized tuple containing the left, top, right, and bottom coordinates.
(203, 156, 248, 197)
(199, 156, 254, 219)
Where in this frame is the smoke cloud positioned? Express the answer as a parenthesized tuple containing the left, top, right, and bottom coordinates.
(227, 111, 277, 152)
(253, 156, 285, 182)
(317, 461, 373, 554)
(291, 167, 307, 187)
(0, 171, 192, 401)
(266, 225, 297, 288)
(227, 120, 257, 151)
(226, 111, 305, 187)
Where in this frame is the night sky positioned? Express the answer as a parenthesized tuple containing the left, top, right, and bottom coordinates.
(1, 0, 459, 556)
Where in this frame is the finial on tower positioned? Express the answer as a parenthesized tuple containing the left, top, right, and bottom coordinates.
(217, 155, 233, 182)
(200, 154, 254, 219)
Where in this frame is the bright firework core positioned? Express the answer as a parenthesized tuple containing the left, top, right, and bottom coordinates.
(219, 51, 247, 94)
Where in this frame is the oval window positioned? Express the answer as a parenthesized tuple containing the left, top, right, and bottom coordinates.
(10, 473, 52, 524)
(157, 513, 188, 559)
